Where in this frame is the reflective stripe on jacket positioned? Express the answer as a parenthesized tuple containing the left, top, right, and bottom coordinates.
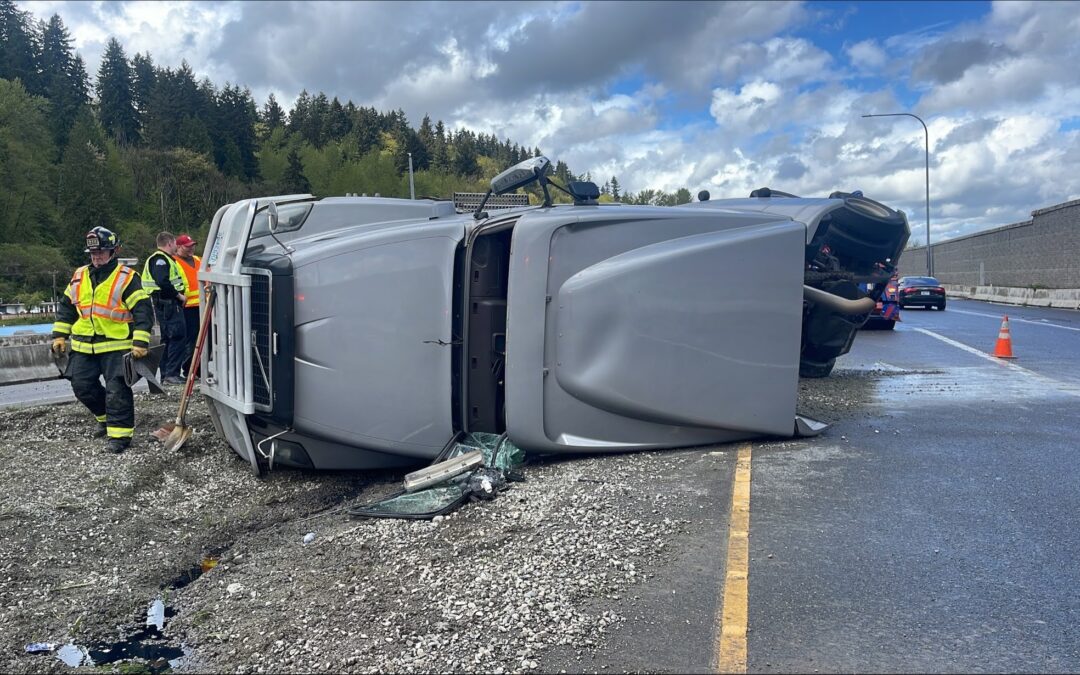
(65, 265, 151, 354)
(141, 250, 185, 294)
(176, 255, 202, 308)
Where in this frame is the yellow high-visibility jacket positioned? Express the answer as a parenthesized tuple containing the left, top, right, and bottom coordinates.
(52, 260, 153, 354)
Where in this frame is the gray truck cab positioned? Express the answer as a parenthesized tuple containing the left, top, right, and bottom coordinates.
(197, 158, 908, 473)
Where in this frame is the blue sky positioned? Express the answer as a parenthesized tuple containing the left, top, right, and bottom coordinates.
(22, 0, 1080, 242)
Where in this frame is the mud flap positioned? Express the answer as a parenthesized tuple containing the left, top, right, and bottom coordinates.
(211, 401, 264, 476)
(794, 415, 829, 437)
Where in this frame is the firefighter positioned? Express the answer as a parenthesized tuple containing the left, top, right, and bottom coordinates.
(142, 232, 187, 385)
(174, 233, 202, 379)
(51, 227, 154, 453)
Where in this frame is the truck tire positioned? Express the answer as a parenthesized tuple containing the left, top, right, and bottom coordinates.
(799, 358, 836, 378)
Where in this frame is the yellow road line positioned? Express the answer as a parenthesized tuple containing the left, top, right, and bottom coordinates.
(715, 442, 752, 673)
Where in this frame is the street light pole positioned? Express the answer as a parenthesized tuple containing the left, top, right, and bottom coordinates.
(407, 152, 416, 200)
(862, 112, 932, 276)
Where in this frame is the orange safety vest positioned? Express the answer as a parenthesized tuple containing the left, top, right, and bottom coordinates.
(176, 255, 202, 308)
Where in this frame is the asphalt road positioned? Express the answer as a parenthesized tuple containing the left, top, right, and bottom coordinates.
(751, 298, 1080, 672)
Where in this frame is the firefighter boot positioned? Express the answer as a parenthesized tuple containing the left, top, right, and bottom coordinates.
(93, 422, 107, 438)
(106, 437, 131, 454)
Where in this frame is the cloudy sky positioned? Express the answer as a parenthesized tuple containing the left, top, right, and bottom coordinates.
(22, 0, 1080, 242)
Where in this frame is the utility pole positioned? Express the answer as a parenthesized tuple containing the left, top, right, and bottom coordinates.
(862, 112, 932, 276)
(408, 152, 416, 200)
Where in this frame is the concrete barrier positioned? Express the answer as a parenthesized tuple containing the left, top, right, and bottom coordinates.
(945, 285, 1080, 310)
(0, 334, 59, 385)
(1, 332, 167, 386)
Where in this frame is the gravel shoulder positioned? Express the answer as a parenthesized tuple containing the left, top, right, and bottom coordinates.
(0, 371, 874, 673)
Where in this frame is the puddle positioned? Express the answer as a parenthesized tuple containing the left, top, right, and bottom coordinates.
(40, 550, 227, 672)
(55, 644, 86, 667)
(47, 633, 188, 672)
(871, 366, 1075, 405)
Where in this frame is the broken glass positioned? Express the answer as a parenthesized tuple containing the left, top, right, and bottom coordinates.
(347, 433, 525, 519)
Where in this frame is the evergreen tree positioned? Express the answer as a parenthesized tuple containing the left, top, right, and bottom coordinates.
(418, 114, 435, 156)
(38, 14, 89, 149)
(431, 119, 449, 171)
(610, 176, 621, 201)
(177, 114, 212, 155)
(287, 89, 310, 135)
(0, 0, 40, 93)
(349, 105, 380, 155)
(554, 160, 573, 185)
(280, 148, 311, 194)
(304, 91, 329, 147)
(450, 129, 478, 177)
(326, 96, 349, 141)
(675, 187, 692, 205)
(142, 61, 201, 148)
(262, 92, 285, 131)
(130, 52, 155, 115)
(96, 37, 139, 144)
(211, 84, 258, 179)
(394, 125, 428, 175)
(0, 78, 55, 245)
(56, 111, 113, 262)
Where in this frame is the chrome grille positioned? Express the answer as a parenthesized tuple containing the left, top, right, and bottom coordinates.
(249, 270, 273, 410)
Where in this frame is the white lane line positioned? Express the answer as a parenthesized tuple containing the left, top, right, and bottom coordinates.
(947, 308, 1080, 332)
(913, 327, 1080, 398)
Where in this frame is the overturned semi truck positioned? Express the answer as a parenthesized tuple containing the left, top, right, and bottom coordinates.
(197, 157, 909, 473)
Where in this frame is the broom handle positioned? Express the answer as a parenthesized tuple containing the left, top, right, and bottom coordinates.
(174, 289, 215, 425)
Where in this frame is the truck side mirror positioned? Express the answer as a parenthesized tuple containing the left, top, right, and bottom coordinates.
(267, 202, 280, 233)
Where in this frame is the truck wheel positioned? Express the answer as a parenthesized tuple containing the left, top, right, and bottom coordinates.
(885, 321, 896, 330)
(799, 358, 836, 378)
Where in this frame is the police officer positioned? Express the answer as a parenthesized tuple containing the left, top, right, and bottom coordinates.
(51, 227, 154, 453)
(174, 233, 202, 378)
(142, 232, 187, 385)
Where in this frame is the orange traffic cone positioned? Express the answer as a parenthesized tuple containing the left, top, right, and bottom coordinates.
(992, 315, 1016, 359)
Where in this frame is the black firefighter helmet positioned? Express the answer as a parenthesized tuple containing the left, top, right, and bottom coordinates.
(85, 226, 120, 253)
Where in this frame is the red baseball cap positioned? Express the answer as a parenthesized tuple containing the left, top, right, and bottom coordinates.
(176, 234, 197, 247)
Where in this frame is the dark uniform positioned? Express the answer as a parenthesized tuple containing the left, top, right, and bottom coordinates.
(142, 247, 187, 382)
(174, 234, 202, 378)
(52, 227, 153, 453)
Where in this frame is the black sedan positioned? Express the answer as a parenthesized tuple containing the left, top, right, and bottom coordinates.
(898, 276, 946, 310)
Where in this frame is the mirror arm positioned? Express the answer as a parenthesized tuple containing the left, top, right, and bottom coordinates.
(473, 188, 494, 220)
(264, 203, 294, 254)
(540, 176, 553, 207)
(546, 177, 574, 199)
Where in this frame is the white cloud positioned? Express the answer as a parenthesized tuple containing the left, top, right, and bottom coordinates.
(847, 39, 887, 70)
(709, 81, 785, 135)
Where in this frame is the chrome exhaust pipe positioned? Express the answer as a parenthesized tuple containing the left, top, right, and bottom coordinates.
(803, 285, 875, 315)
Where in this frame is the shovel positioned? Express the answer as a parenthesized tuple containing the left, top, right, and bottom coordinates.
(152, 289, 215, 450)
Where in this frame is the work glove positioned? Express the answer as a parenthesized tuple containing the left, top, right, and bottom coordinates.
(131, 345, 149, 359)
(51, 337, 67, 355)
